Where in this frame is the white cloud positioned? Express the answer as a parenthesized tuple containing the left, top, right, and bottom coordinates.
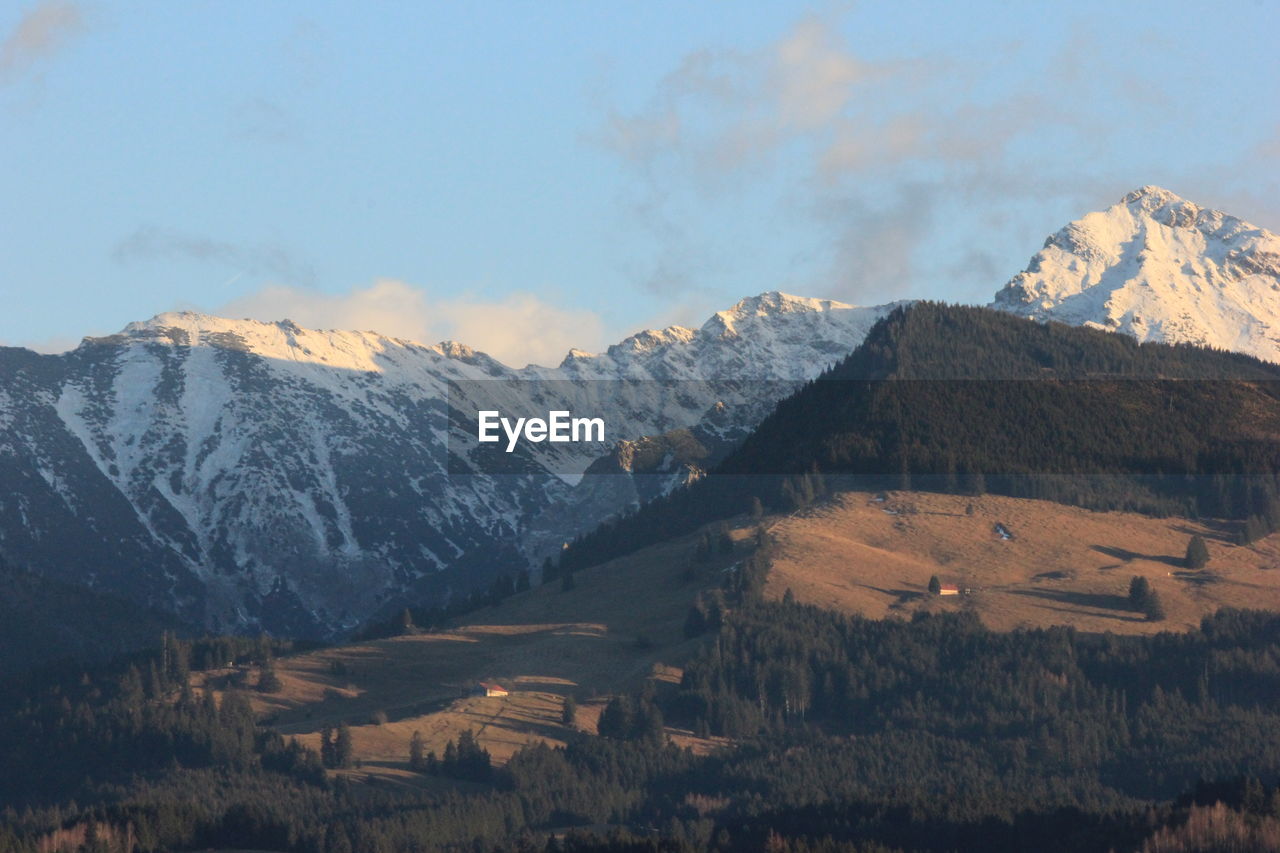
(218, 280, 608, 369)
(0, 1, 86, 82)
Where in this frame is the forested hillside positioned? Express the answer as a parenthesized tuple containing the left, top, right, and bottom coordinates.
(0, 555, 182, 675)
(4, 600, 1280, 852)
(10, 305, 1280, 852)
(558, 304, 1280, 575)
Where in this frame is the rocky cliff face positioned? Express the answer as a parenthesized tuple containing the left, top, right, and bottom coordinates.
(0, 293, 900, 635)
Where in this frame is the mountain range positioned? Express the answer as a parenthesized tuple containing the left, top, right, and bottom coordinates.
(1, 186, 1277, 640)
(0, 293, 899, 637)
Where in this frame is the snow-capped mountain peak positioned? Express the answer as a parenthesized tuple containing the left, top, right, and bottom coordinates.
(1122, 184, 1192, 211)
(604, 325, 697, 357)
(991, 187, 1280, 361)
(1, 291, 903, 635)
(701, 291, 855, 338)
(106, 310, 413, 374)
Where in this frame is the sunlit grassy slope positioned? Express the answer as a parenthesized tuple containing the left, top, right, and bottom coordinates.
(200, 490, 1280, 782)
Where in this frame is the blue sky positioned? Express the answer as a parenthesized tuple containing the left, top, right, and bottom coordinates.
(2, 1, 1277, 366)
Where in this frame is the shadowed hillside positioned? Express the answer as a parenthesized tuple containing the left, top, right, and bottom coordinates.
(558, 303, 1280, 575)
(0, 555, 183, 675)
(194, 488, 1280, 780)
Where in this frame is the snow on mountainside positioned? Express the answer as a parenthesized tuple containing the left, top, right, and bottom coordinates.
(11, 188, 1274, 639)
(0, 293, 900, 636)
(991, 186, 1280, 361)
(553, 291, 884, 378)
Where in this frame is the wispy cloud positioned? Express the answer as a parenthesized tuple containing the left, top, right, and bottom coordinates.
(597, 14, 889, 177)
(217, 280, 608, 369)
(592, 13, 960, 300)
(0, 1, 87, 82)
(593, 11, 1261, 304)
(113, 226, 316, 286)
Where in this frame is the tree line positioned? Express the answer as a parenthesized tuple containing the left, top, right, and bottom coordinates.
(552, 304, 1280, 577)
(5, 601, 1280, 851)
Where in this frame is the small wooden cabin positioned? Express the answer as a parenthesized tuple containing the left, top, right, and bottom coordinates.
(469, 682, 509, 698)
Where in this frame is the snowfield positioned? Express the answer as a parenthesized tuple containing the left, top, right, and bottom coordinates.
(991, 186, 1280, 361)
(0, 292, 900, 634)
(3, 186, 1278, 635)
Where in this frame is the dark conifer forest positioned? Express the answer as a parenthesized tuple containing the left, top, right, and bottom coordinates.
(557, 304, 1280, 574)
(3, 600, 1280, 851)
(0, 555, 182, 676)
(6, 304, 1280, 851)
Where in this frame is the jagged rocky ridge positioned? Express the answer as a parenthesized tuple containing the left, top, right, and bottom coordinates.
(3, 186, 1278, 639)
(0, 293, 899, 636)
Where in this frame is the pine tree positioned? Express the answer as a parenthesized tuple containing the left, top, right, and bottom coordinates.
(634, 698, 665, 742)
(256, 661, 283, 693)
(1243, 776, 1266, 815)
(928, 575, 942, 595)
(320, 724, 336, 768)
(516, 569, 531, 593)
(84, 820, 107, 853)
(409, 730, 426, 772)
(808, 464, 827, 499)
(1237, 512, 1276, 545)
(443, 739, 457, 768)
(335, 722, 354, 769)
(1186, 534, 1210, 569)
(1129, 576, 1152, 610)
(445, 730, 491, 782)
(782, 478, 801, 510)
(560, 570, 576, 592)
(750, 496, 764, 520)
(598, 697, 632, 739)
(1143, 589, 1167, 622)
(561, 695, 576, 726)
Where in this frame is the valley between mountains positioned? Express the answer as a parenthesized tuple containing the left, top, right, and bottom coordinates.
(8, 186, 1280, 853)
(198, 490, 1280, 785)
(4, 186, 1280, 650)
